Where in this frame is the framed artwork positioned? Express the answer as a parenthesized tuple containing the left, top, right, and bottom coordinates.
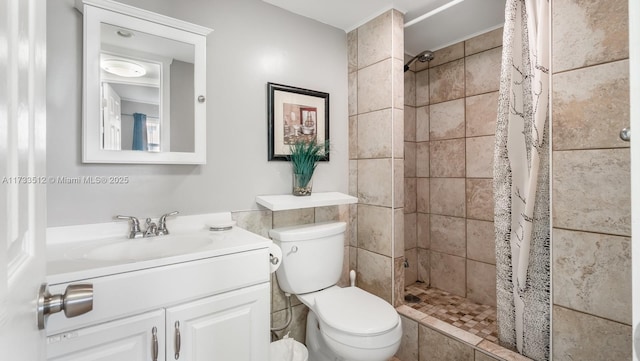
(267, 82, 329, 161)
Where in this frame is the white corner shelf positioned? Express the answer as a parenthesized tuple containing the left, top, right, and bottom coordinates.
(255, 192, 358, 211)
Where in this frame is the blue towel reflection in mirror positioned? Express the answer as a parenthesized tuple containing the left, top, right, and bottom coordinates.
(132, 112, 147, 151)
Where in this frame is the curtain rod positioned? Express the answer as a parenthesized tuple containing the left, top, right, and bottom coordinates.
(404, 0, 465, 28)
(121, 113, 159, 119)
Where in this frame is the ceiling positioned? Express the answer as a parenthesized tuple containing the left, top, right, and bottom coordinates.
(262, 0, 507, 56)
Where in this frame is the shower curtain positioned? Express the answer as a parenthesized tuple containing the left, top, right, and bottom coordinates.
(494, 1, 549, 360)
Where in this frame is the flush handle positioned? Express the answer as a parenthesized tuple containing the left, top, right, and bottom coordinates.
(37, 283, 93, 330)
(287, 246, 298, 256)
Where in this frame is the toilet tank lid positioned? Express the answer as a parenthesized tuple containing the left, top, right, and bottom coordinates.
(269, 221, 346, 242)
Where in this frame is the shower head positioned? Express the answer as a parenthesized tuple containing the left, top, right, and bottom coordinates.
(404, 50, 434, 72)
(416, 50, 435, 62)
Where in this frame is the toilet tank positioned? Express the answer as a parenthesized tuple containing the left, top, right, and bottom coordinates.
(269, 222, 346, 295)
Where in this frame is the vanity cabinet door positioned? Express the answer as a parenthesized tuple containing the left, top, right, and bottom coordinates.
(166, 283, 270, 361)
(46, 310, 165, 361)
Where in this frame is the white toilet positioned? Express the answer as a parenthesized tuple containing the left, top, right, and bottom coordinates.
(270, 222, 402, 361)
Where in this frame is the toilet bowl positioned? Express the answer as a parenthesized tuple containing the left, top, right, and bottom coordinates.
(299, 286, 402, 361)
(269, 222, 402, 361)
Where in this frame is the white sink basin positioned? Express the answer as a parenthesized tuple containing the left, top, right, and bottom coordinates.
(67, 234, 213, 262)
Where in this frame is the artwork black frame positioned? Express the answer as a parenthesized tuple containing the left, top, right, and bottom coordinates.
(267, 82, 329, 161)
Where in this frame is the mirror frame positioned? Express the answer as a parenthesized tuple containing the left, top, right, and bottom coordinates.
(77, 0, 212, 164)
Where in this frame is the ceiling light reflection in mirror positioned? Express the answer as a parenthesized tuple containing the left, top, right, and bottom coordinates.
(101, 59, 147, 77)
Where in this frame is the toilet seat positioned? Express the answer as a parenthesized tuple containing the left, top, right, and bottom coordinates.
(315, 287, 399, 336)
(298, 286, 400, 342)
(299, 286, 403, 360)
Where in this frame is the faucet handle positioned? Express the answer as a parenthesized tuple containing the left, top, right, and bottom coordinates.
(116, 215, 140, 226)
(158, 211, 179, 236)
(116, 215, 143, 239)
(159, 211, 179, 222)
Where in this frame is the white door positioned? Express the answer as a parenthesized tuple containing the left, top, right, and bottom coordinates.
(102, 83, 122, 150)
(0, 0, 48, 359)
(631, 0, 640, 358)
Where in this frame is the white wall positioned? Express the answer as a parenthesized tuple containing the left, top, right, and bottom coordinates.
(46, 0, 348, 226)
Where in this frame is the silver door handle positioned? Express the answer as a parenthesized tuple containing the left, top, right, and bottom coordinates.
(37, 283, 93, 330)
(620, 127, 631, 141)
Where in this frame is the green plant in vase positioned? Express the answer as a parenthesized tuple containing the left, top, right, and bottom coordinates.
(289, 140, 328, 196)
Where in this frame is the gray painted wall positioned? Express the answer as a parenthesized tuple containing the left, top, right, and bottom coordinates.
(46, 0, 348, 226)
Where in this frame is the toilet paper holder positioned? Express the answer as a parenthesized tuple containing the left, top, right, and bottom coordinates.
(268, 243, 282, 273)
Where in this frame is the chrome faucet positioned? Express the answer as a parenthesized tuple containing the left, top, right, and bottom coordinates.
(158, 211, 179, 236)
(117, 211, 179, 238)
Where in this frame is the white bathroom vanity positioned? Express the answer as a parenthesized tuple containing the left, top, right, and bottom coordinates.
(44, 213, 271, 361)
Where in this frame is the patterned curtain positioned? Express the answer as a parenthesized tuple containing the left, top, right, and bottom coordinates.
(494, 1, 549, 360)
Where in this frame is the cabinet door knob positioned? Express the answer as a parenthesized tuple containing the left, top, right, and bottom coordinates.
(174, 321, 181, 359)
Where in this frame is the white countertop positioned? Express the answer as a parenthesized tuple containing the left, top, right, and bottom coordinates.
(46, 213, 272, 285)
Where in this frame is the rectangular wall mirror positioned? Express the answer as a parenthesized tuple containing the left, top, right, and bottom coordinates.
(77, 0, 212, 164)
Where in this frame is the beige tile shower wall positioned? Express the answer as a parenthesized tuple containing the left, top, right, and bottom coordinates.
(232, 205, 351, 344)
(405, 27, 502, 307)
(348, 9, 405, 307)
(551, 0, 632, 359)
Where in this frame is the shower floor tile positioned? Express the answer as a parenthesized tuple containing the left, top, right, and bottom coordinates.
(404, 283, 498, 343)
